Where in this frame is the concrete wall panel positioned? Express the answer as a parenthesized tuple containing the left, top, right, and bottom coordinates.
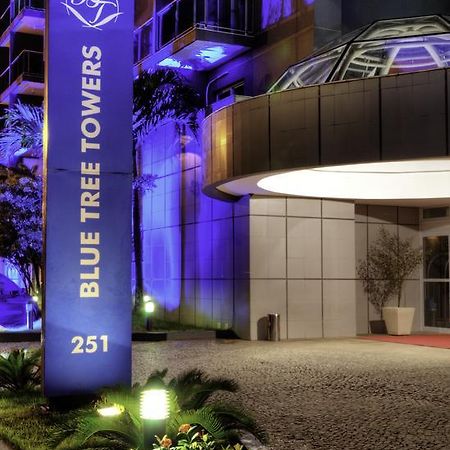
(233, 97, 270, 176)
(381, 71, 447, 160)
(320, 78, 380, 165)
(270, 86, 320, 169)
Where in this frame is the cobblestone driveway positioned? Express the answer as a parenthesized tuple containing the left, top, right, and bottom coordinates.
(133, 338, 450, 450)
(1, 338, 449, 449)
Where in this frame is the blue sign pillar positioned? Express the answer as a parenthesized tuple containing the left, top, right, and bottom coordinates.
(43, 0, 133, 397)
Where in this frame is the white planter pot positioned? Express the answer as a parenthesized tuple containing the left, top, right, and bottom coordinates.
(382, 307, 415, 336)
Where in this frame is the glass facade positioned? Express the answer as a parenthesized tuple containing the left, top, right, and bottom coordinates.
(270, 15, 450, 92)
(134, 0, 254, 64)
(423, 236, 450, 328)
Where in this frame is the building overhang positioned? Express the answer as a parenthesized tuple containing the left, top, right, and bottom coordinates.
(202, 67, 450, 206)
(136, 27, 253, 73)
(0, 75, 44, 104)
(0, 8, 44, 47)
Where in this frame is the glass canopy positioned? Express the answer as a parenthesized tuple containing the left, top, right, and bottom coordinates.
(270, 15, 450, 92)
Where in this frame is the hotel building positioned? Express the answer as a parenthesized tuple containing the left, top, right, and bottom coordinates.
(1, 1, 450, 338)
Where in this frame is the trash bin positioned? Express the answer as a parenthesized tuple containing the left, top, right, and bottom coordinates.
(267, 313, 280, 341)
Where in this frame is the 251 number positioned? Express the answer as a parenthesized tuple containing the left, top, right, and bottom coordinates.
(71, 335, 108, 354)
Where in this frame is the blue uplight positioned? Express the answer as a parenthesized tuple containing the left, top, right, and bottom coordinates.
(159, 58, 193, 70)
(154, 42, 247, 71)
(197, 46, 226, 64)
(262, 0, 294, 29)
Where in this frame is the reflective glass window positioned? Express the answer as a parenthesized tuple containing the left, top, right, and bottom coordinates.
(358, 16, 449, 40)
(140, 22, 153, 60)
(178, 0, 195, 35)
(270, 46, 344, 92)
(424, 236, 449, 279)
(424, 282, 450, 328)
(331, 35, 450, 81)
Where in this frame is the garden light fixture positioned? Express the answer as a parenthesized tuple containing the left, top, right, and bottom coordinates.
(97, 404, 124, 417)
(143, 295, 155, 331)
(144, 301, 155, 314)
(140, 386, 169, 449)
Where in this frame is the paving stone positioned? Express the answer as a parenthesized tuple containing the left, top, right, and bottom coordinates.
(1, 339, 449, 450)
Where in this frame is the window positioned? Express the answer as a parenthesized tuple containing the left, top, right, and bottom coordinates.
(423, 236, 450, 328)
(215, 80, 245, 101)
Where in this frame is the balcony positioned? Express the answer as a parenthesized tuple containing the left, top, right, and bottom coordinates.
(0, 50, 44, 104)
(0, 0, 45, 47)
(135, 0, 255, 71)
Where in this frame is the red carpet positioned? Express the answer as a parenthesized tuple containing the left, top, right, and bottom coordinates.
(360, 334, 450, 349)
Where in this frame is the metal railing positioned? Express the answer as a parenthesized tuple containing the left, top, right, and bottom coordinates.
(0, 67, 9, 95)
(0, 4, 11, 36)
(134, 0, 254, 63)
(0, 0, 44, 36)
(13, 0, 45, 16)
(134, 18, 154, 63)
(159, 0, 253, 47)
(0, 50, 44, 95)
(11, 49, 44, 81)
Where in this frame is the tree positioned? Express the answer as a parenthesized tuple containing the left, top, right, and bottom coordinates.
(0, 102, 43, 165)
(0, 69, 202, 304)
(357, 227, 422, 317)
(0, 164, 42, 293)
(132, 69, 202, 308)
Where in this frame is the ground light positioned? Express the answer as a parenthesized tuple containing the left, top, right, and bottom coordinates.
(140, 384, 169, 449)
(25, 303, 34, 330)
(143, 295, 155, 331)
(97, 404, 124, 417)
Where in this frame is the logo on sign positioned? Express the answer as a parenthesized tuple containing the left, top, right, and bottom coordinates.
(62, 0, 122, 30)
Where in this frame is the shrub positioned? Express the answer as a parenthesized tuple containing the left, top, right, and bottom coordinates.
(154, 425, 244, 449)
(54, 369, 265, 450)
(357, 227, 422, 316)
(0, 348, 41, 393)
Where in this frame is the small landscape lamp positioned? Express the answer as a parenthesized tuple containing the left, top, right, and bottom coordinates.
(25, 303, 34, 330)
(143, 295, 155, 331)
(32, 294, 39, 303)
(97, 404, 123, 417)
(140, 381, 169, 449)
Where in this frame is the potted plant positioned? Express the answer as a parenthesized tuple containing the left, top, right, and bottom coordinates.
(357, 227, 422, 335)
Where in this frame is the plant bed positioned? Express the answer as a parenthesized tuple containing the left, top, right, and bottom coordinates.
(0, 349, 265, 450)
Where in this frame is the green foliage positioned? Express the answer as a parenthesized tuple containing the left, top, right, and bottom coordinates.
(54, 369, 264, 450)
(153, 426, 244, 450)
(0, 101, 43, 164)
(0, 348, 41, 393)
(165, 369, 238, 411)
(357, 227, 423, 314)
(0, 164, 42, 293)
(133, 69, 202, 142)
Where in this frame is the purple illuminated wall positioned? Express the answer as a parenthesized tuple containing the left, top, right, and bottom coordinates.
(140, 120, 235, 329)
(262, 0, 295, 29)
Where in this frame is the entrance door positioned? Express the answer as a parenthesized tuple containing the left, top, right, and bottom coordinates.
(423, 236, 450, 329)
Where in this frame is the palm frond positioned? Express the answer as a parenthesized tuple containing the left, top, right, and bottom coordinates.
(0, 348, 41, 392)
(99, 386, 141, 426)
(168, 406, 228, 442)
(133, 69, 202, 142)
(170, 369, 238, 410)
(145, 368, 168, 385)
(0, 102, 43, 165)
(208, 402, 268, 444)
(56, 413, 142, 450)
